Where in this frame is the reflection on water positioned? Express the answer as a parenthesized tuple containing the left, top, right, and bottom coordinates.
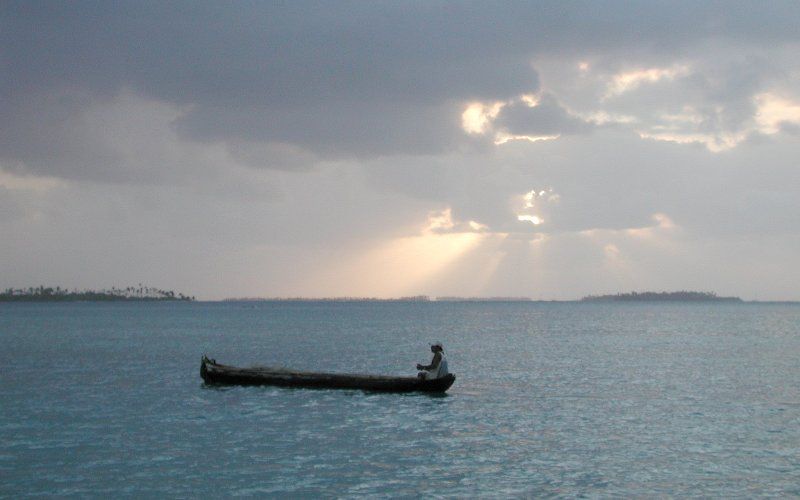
(1, 301, 799, 496)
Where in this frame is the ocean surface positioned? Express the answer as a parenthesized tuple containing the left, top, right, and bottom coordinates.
(1, 301, 799, 497)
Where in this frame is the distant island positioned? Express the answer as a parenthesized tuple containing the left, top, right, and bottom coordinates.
(435, 296, 534, 302)
(580, 291, 742, 302)
(0, 286, 195, 302)
(223, 295, 432, 302)
(224, 296, 545, 302)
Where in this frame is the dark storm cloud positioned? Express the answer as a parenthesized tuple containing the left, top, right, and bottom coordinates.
(3, 0, 800, 172)
(496, 94, 594, 137)
(6, 1, 799, 100)
(174, 100, 468, 159)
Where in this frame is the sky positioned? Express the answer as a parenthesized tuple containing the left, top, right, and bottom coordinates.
(2, 1, 800, 300)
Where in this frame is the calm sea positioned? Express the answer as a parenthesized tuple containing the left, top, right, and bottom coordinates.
(1, 301, 798, 497)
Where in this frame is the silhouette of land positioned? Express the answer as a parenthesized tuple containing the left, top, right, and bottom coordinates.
(0, 286, 194, 302)
(435, 297, 534, 302)
(223, 295, 432, 302)
(225, 296, 547, 302)
(581, 291, 742, 302)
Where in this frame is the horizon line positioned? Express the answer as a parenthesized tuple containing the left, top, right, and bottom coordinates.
(214, 295, 799, 304)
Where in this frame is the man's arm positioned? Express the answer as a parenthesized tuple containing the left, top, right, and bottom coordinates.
(417, 352, 441, 371)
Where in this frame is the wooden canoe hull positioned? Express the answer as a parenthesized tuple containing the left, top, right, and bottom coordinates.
(200, 356, 455, 393)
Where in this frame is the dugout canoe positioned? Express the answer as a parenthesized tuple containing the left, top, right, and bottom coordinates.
(200, 356, 455, 393)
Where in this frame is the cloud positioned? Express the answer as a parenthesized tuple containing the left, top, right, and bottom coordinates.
(605, 65, 691, 98)
(2, 2, 544, 163)
(494, 93, 594, 139)
(0, 170, 65, 193)
(173, 99, 470, 159)
(754, 92, 800, 133)
(456, 92, 594, 147)
(3, 2, 800, 299)
(5, 1, 800, 166)
(546, 46, 800, 151)
(0, 90, 238, 183)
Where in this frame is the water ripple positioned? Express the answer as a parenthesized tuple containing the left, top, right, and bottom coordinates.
(1, 302, 799, 496)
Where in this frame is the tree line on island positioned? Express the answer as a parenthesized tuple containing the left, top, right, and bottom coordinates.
(0, 285, 194, 302)
(580, 291, 742, 302)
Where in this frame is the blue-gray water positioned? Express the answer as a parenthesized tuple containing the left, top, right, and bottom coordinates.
(1, 301, 799, 497)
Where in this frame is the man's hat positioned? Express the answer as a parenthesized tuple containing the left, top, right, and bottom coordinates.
(431, 341, 444, 350)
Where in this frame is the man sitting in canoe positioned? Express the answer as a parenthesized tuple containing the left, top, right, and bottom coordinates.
(417, 342, 449, 380)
